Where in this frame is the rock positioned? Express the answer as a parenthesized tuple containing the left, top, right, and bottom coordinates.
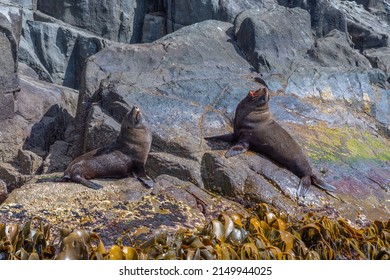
(277, 0, 347, 38)
(0, 174, 248, 245)
(335, 1, 390, 50)
(0, 162, 27, 191)
(363, 47, 390, 81)
(0, 179, 7, 204)
(141, 13, 166, 43)
(20, 16, 111, 89)
(42, 140, 72, 173)
(235, 7, 314, 74)
(36, 0, 145, 43)
(9, 0, 37, 10)
(73, 19, 390, 223)
(17, 149, 42, 175)
(0, 3, 22, 120)
(283, 67, 389, 132)
(17, 62, 39, 79)
(165, 0, 217, 33)
(307, 29, 371, 68)
(83, 105, 121, 153)
(347, 0, 390, 25)
(217, 0, 276, 23)
(0, 75, 78, 188)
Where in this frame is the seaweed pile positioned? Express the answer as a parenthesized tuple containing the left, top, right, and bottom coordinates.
(1, 204, 389, 260)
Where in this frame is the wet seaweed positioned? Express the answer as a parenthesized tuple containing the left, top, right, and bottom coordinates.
(0, 203, 389, 260)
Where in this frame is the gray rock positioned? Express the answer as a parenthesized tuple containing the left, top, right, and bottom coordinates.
(307, 29, 371, 68)
(335, 0, 390, 50)
(20, 18, 110, 89)
(0, 162, 27, 191)
(363, 47, 390, 81)
(277, 0, 347, 38)
(42, 140, 72, 173)
(36, 0, 145, 43)
(18, 62, 39, 79)
(0, 179, 7, 204)
(165, 0, 218, 33)
(8, 0, 37, 10)
(84, 105, 121, 153)
(0, 174, 248, 245)
(217, 0, 277, 23)
(17, 149, 42, 175)
(0, 3, 22, 120)
(141, 13, 166, 43)
(235, 7, 314, 74)
(0, 75, 78, 188)
(347, 0, 390, 25)
(74, 19, 390, 222)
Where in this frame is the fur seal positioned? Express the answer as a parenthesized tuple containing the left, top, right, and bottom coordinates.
(38, 106, 153, 190)
(205, 85, 336, 198)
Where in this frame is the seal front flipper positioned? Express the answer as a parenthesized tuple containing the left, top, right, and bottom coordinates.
(70, 174, 104, 190)
(225, 139, 250, 158)
(204, 133, 235, 142)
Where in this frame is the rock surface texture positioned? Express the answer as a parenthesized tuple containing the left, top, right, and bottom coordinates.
(0, 0, 389, 246)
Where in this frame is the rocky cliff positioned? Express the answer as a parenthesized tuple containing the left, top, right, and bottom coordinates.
(0, 0, 389, 247)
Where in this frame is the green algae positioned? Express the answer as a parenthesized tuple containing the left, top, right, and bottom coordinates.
(300, 125, 390, 163)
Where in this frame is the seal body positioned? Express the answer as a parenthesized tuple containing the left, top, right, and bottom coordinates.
(62, 106, 153, 190)
(205, 86, 335, 197)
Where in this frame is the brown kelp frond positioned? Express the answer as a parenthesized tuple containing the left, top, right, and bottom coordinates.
(1, 203, 389, 260)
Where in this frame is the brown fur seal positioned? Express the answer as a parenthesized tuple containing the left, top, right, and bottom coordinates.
(205, 85, 336, 198)
(38, 106, 153, 190)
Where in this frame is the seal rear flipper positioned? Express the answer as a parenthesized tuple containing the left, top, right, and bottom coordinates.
(71, 175, 103, 190)
(311, 175, 336, 192)
(132, 164, 154, 188)
(138, 176, 154, 188)
(297, 175, 311, 198)
(225, 140, 250, 158)
(204, 133, 235, 142)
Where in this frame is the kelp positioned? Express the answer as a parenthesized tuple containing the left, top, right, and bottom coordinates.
(1, 203, 389, 260)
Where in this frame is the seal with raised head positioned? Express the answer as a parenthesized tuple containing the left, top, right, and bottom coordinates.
(39, 106, 153, 190)
(205, 85, 336, 198)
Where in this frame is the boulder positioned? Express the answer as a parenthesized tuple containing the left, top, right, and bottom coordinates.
(0, 3, 22, 120)
(0, 75, 78, 189)
(335, 1, 390, 50)
(0, 175, 248, 244)
(235, 7, 314, 74)
(363, 47, 390, 81)
(17, 149, 42, 175)
(36, 0, 145, 43)
(20, 13, 112, 89)
(0, 179, 7, 204)
(164, 0, 218, 33)
(217, 0, 276, 23)
(141, 13, 166, 43)
(277, 0, 347, 38)
(72, 20, 390, 223)
(307, 30, 371, 68)
(347, 0, 390, 25)
(41, 140, 72, 174)
(8, 0, 37, 10)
